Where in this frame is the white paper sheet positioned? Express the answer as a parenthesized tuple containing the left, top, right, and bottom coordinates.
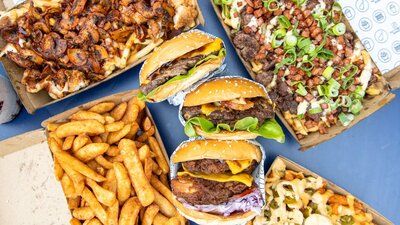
(338, 0, 400, 74)
(0, 142, 71, 225)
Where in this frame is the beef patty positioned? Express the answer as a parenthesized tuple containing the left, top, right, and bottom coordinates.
(140, 55, 205, 95)
(182, 159, 257, 175)
(182, 97, 274, 128)
(171, 175, 248, 205)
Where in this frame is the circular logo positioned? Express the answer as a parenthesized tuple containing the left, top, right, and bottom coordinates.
(372, 10, 386, 23)
(374, 29, 389, 43)
(343, 6, 356, 20)
(359, 17, 373, 32)
(377, 49, 391, 63)
(387, 1, 400, 16)
(356, 0, 369, 12)
(362, 38, 375, 51)
(392, 41, 400, 54)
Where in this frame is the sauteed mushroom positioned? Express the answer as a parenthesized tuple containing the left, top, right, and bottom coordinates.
(67, 49, 88, 66)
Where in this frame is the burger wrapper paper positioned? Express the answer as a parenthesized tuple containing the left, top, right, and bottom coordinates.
(170, 138, 266, 225)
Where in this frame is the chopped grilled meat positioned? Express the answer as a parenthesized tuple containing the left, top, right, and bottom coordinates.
(182, 97, 274, 128)
(233, 31, 259, 61)
(140, 54, 205, 95)
(182, 159, 257, 175)
(171, 175, 248, 205)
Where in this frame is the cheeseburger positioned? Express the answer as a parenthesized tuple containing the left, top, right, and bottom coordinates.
(181, 77, 285, 142)
(171, 139, 265, 225)
(138, 30, 226, 102)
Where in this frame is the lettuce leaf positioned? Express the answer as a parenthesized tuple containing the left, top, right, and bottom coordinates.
(138, 48, 226, 101)
(184, 116, 285, 143)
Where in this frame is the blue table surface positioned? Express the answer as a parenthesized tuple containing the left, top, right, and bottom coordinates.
(1, 2, 399, 224)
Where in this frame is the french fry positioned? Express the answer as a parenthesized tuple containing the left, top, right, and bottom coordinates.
(99, 132, 109, 143)
(121, 99, 139, 124)
(107, 200, 119, 225)
(107, 124, 131, 144)
(91, 136, 103, 143)
(83, 218, 102, 225)
(95, 155, 113, 169)
(150, 176, 174, 203)
(142, 204, 159, 225)
(138, 145, 150, 161)
(88, 102, 115, 114)
(152, 187, 177, 217)
(104, 116, 115, 124)
(70, 111, 106, 124)
(59, 160, 85, 195)
(106, 145, 120, 156)
(48, 138, 105, 182)
(54, 158, 64, 181)
(130, 96, 146, 111)
(119, 139, 154, 206)
(73, 134, 91, 152)
(68, 196, 81, 210)
(56, 120, 105, 138)
(144, 157, 152, 180)
(160, 173, 169, 187)
(245, 221, 253, 225)
(102, 168, 117, 193)
(130, 188, 136, 197)
(105, 121, 125, 132)
(176, 214, 187, 225)
(134, 141, 145, 148)
(166, 217, 180, 225)
(113, 162, 132, 205)
(108, 154, 124, 163)
(86, 178, 117, 207)
(119, 197, 141, 225)
(61, 173, 76, 198)
(48, 132, 64, 146)
(70, 218, 82, 225)
(72, 207, 95, 220)
(81, 187, 108, 224)
(110, 102, 127, 121)
(47, 123, 61, 132)
(74, 143, 110, 162)
(148, 137, 169, 174)
(124, 122, 139, 139)
(62, 136, 75, 150)
(153, 213, 169, 225)
(142, 116, 152, 131)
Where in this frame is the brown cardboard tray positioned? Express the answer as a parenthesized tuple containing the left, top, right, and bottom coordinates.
(210, 1, 399, 150)
(0, 0, 205, 114)
(0, 89, 171, 224)
(265, 156, 394, 224)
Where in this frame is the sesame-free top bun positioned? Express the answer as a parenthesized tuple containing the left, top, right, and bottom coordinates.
(171, 139, 262, 163)
(139, 30, 215, 84)
(183, 77, 268, 107)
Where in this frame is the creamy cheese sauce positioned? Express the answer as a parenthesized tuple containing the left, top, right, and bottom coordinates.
(229, 0, 247, 29)
(263, 16, 279, 44)
(297, 101, 309, 115)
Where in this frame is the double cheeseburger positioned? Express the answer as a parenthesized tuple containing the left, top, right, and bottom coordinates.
(138, 30, 226, 102)
(181, 77, 285, 142)
(171, 139, 264, 225)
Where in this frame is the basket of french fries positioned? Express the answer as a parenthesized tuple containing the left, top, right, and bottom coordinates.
(42, 90, 187, 225)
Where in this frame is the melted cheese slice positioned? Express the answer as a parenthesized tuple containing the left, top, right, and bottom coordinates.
(178, 170, 253, 187)
(201, 104, 219, 116)
(184, 38, 223, 58)
(226, 160, 252, 174)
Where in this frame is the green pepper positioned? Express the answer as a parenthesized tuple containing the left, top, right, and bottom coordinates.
(340, 215, 355, 225)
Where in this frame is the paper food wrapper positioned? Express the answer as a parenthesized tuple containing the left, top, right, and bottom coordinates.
(338, 0, 400, 74)
(169, 138, 266, 225)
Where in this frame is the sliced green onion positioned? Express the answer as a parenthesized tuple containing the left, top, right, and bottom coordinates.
(309, 107, 322, 114)
(330, 2, 343, 24)
(342, 78, 354, 89)
(350, 99, 363, 114)
(271, 29, 286, 48)
(338, 112, 354, 126)
(340, 64, 358, 79)
(327, 79, 340, 97)
(284, 48, 297, 64)
(285, 35, 298, 47)
(222, 4, 230, 18)
(291, 81, 304, 86)
(213, 0, 222, 4)
(350, 86, 365, 99)
(297, 38, 311, 49)
(292, 21, 299, 36)
(339, 95, 352, 107)
(317, 48, 334, 60)
(330, 99, 339, 111)
(296, 83, 308, 96)
(322, 66, 334, 80)
(221, 0, 233, 4)
(318, 18, 330, 31)
(332, 23, 346, 36)
(264, 0, 279, 11)
(278, 15, 291, 29)
(300, 61, 314, 72)
(317, 85, 326, 96)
